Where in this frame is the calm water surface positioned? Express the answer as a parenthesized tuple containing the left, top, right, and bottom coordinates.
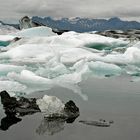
(0, 76, 140, 140)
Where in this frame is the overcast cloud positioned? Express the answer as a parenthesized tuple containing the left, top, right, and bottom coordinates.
(0, 0, 140, 22)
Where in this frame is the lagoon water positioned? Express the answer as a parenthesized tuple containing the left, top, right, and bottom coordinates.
(0, 26, 140, 140)
(1, 77, 140, 140)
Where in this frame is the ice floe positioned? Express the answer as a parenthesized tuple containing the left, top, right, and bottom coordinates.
(0, 28, 140, 99)
(36, 95, 65, 116)
(14, 26, 56, 37)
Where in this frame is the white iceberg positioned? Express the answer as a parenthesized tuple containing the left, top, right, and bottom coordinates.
(14, 26, 57, 37)
(0, 64, 25, 76)
(36, 95, 65, 116)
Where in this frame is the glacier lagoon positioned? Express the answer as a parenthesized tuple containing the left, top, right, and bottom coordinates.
(0, 26, 140, 139)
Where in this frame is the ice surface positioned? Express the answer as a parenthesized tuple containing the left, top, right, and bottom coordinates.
(0, 80, 26, 96)
(0, 28, 140, 100)
(0, 64, 25, 76)
(0, 35, 15, 41)
(7, 70, 53, 89)
(14, 26, 56, 37)
(88, 61, 122, 77)
(36, 95, 65, 116)
(0, 25, 18, 35)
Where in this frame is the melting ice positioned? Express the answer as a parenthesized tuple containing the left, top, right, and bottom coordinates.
(0, 26, 140, 99)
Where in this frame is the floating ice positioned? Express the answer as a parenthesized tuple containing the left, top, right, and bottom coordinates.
(7, 70, 53, 89)
(14, 26, 56, 37)
(88, 61, 122, 77)
(0, 64, 25, 76)
(36, 95, 65, 116)
(0, 35, 15, 42)
(0, 80, 26, 96)
(0, 28, 140, 100)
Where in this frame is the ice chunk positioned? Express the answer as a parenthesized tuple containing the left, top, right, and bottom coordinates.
(0, 64, 25, 76)
(7, 70, 53, 87)
(0, 35, 15, 41)
(88, 61, 122, 77)
(36, 95, 65, 116)
(0, 80, 26, 96)
(36, 59, 70, 79)
(14, 26, 57, 37)
(124, 47, 140, 64)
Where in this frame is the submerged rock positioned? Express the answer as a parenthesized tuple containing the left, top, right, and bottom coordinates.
(79, 119, 114, 127)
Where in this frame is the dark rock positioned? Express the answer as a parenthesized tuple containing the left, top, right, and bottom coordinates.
(52, 28, 70, 35)
(0, 90, 40, 115)
(64, 100, 79, 119)
(96, 29, 140, 41)
(0, 114, 22, 131)
(0, 91, 79, 131)
(0, 90, 19, 111)
(0, 91, 79, 120)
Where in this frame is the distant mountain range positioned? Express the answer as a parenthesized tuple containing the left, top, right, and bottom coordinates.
(1, 17, 140, 32)
(0, 21, 19, 29)
(31, 17, 140, 32)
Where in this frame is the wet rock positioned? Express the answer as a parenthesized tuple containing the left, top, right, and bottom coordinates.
(0, 114, 22, 131)
(0, 91, 79, 119)
(64, 100, 79, 119)
(0, 90, 79, 131)
(0, 90, 40, 115)
(52, 28, 70, 35)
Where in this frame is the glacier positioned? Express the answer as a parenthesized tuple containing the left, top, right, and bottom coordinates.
(0, 26, 140, 100)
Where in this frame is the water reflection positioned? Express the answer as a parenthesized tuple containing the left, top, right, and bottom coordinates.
(0, 113, 22, 131)
(0, 110, 77, 135)
(0, 90, 79, 133)
(36, 118, 65, 135)
(36, 117, 77, 136)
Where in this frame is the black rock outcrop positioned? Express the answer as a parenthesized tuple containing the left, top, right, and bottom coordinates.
(0, 91, 79, 131)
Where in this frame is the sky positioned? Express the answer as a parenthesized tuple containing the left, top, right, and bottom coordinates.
(0, 0, 140, 23)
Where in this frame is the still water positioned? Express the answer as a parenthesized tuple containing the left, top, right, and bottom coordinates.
(0, 76, 140, 140)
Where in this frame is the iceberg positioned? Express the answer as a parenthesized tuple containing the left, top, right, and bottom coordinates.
(36, 95, 65, 116)
(7, 70, 53, 89)
(14, 26, 57, 37)
(0, 35, 16, 42)
(0, 64, 25, 76)
(0, 27, 140, 99)
(0, 81, 26, 96)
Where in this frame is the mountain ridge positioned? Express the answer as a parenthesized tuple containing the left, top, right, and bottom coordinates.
(1, 17, 140, 32)
(31, 16, 140, 32)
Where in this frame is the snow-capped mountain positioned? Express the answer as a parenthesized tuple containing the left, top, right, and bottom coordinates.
(31, 16, 140, 32)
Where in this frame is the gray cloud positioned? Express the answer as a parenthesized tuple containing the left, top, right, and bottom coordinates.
(0, 0, 140, 22)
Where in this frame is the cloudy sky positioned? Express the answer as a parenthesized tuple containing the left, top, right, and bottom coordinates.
(0, 0, 140, 23)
